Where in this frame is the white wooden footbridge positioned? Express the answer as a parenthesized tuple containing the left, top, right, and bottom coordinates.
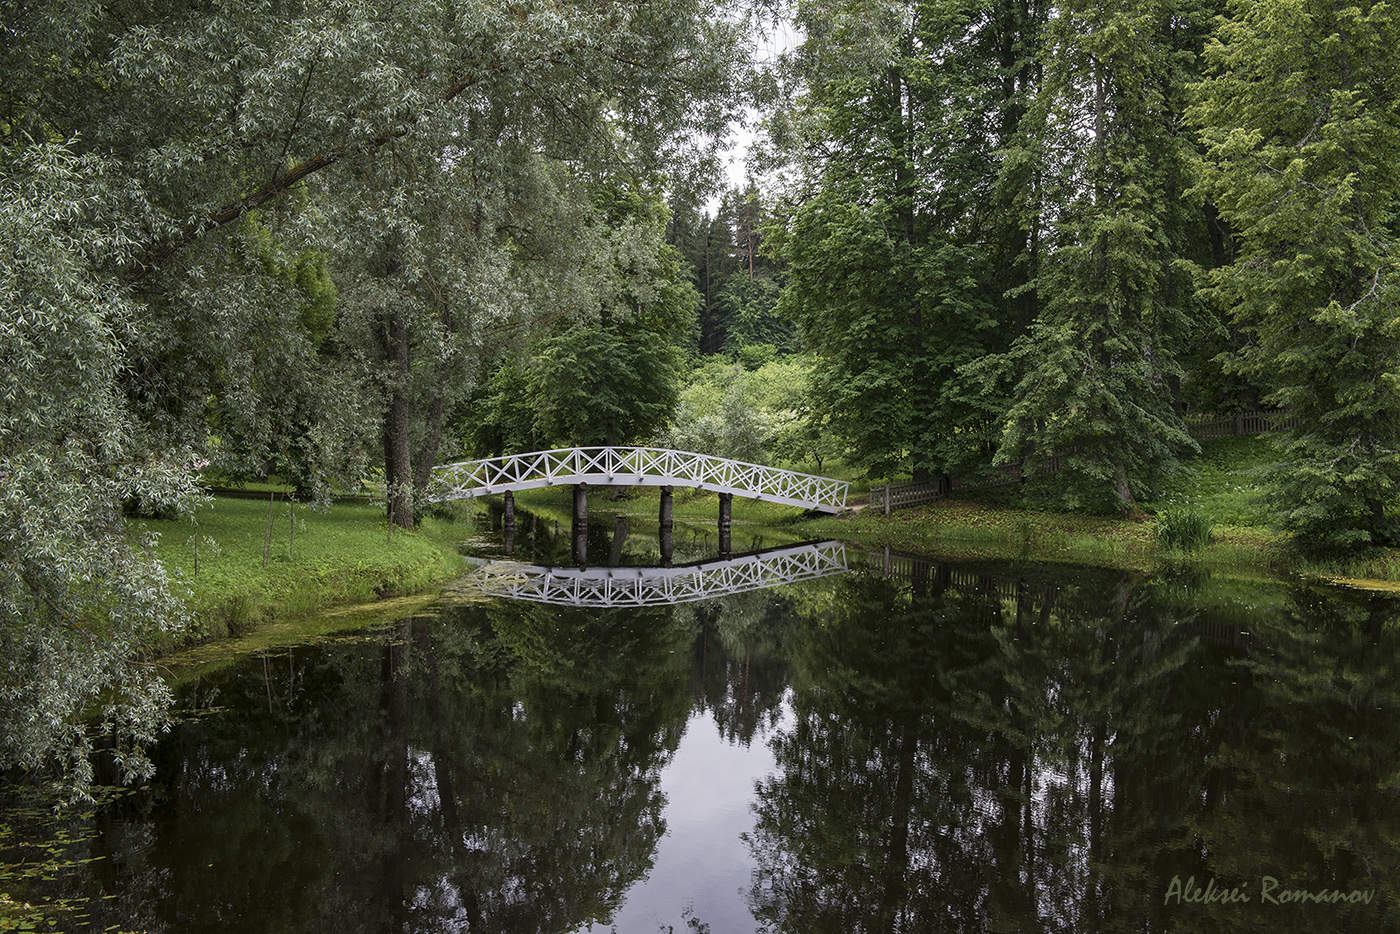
(466, 541, 850, 607)
(428, 447, 850, 513)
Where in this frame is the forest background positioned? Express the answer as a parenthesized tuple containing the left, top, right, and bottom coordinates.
(4, 0, 1400, 786)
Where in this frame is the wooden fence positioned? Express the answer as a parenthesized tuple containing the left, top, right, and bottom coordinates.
(870, 452, 1067, 515)
(1183, 409, 1299, 440)
(868, 409, 1293, 514)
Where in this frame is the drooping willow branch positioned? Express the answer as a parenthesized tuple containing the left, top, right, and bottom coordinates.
(129, 53, 552, 278)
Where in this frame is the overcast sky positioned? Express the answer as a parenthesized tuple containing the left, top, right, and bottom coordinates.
(706, 15, 803, 214)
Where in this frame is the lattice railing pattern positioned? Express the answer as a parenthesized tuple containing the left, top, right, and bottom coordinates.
(467, 541, 849, 607)
(428, 447, 850, 513)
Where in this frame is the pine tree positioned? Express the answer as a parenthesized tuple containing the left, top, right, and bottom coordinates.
(1191, 0, 1400, 549)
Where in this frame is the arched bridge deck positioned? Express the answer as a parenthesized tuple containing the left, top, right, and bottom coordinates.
(428, 447, 850, 513)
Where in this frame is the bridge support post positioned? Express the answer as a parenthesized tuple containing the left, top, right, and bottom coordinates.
(609, 515, 628, 566)
(573, 483, 588, 526)
(572, 483, 588, 567)
(503, 490, 515, 529)
(660, 526, 673, 567)
(572, 526, 588, 568)
(718, 492, 732, 558)
(659, 485, 673, 530)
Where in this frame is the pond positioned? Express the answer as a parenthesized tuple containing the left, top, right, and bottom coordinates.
(4, 511, 1399, 932)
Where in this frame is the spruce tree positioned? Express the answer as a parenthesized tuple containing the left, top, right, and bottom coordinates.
(1191, 0, 1400, 549)
(991, 0, 1204, 513)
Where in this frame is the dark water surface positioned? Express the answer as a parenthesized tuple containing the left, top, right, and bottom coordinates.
(6, 515, 1400, 932)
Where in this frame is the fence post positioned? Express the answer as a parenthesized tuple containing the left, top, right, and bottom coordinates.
(1234, 412, 1245, 436)
(884, 483, 891, 516)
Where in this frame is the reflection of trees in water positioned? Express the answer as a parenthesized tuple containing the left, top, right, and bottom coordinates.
(14, 557, 1400, 933)
(685, 589, 796, 746)
(747, 565, 1400, 933)
(62, 599, 694, 933)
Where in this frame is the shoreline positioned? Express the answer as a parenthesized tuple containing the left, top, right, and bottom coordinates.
(134, 496, 473, 661)
(142, 484, 1400, 678)
(510, 485, 1400, 589)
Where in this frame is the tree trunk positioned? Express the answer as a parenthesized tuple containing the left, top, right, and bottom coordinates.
(1114, 461, 1136, 516)
(412, 390, 445, 507)
(382, 308, 414, 529)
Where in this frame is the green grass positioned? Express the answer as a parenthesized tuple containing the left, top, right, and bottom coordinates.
(133, 496, 471, 647)
(819, 438, 1284, 573)
(811, 437, 1400, 586)
(807, 498, 1290, 578)
(1154, 504, 1214, 553)
(1144, 436, 1273, 527)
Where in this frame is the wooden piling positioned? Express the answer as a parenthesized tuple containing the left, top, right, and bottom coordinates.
(718, 492, 732, 557)
(659, 485, 673, 530)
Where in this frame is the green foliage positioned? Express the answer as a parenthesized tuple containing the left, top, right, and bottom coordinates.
(658, 356, 842, 468)
(198, 210, 368, 501)
(467, 185, 700, 451)
(468, 359, 538, 456)
(716, 274, 793, 356)
(734, 341, 778, 370)
(1190, 0, 1400, 551)
(530, 319, 687, 447)
(661, 363, 770, 462)
(982, 0, 1207, 514)
(0, 143, 195, 794)
(240, 212, 337, 346)
(766, 0, 1046, 481)
(777, 196, 997, 479)
(670, 184, 776, 353)
(1155, 505, 1214, 553)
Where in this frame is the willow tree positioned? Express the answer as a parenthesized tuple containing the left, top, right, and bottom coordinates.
(0, 0, 748, 783)
(0, 146, 194, 794)
(1191, 0, 1400, 550)
(6, 0, 747, 526)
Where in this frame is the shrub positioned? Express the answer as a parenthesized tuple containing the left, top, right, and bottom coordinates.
(1156, 505, 1213, 553)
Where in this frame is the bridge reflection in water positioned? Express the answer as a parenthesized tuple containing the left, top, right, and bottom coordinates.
(463, 537, 1063, 610)
(467, 521, 1259, 653)
(465, 541, 851, 608)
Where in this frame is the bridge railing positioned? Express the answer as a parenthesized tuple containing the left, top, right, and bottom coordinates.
(428, 447, 850, 513)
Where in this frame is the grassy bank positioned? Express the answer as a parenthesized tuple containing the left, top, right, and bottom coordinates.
(807, 500, 1285, 578)
(822, 437, 1400, 585)
(134, 495, 473, 647)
